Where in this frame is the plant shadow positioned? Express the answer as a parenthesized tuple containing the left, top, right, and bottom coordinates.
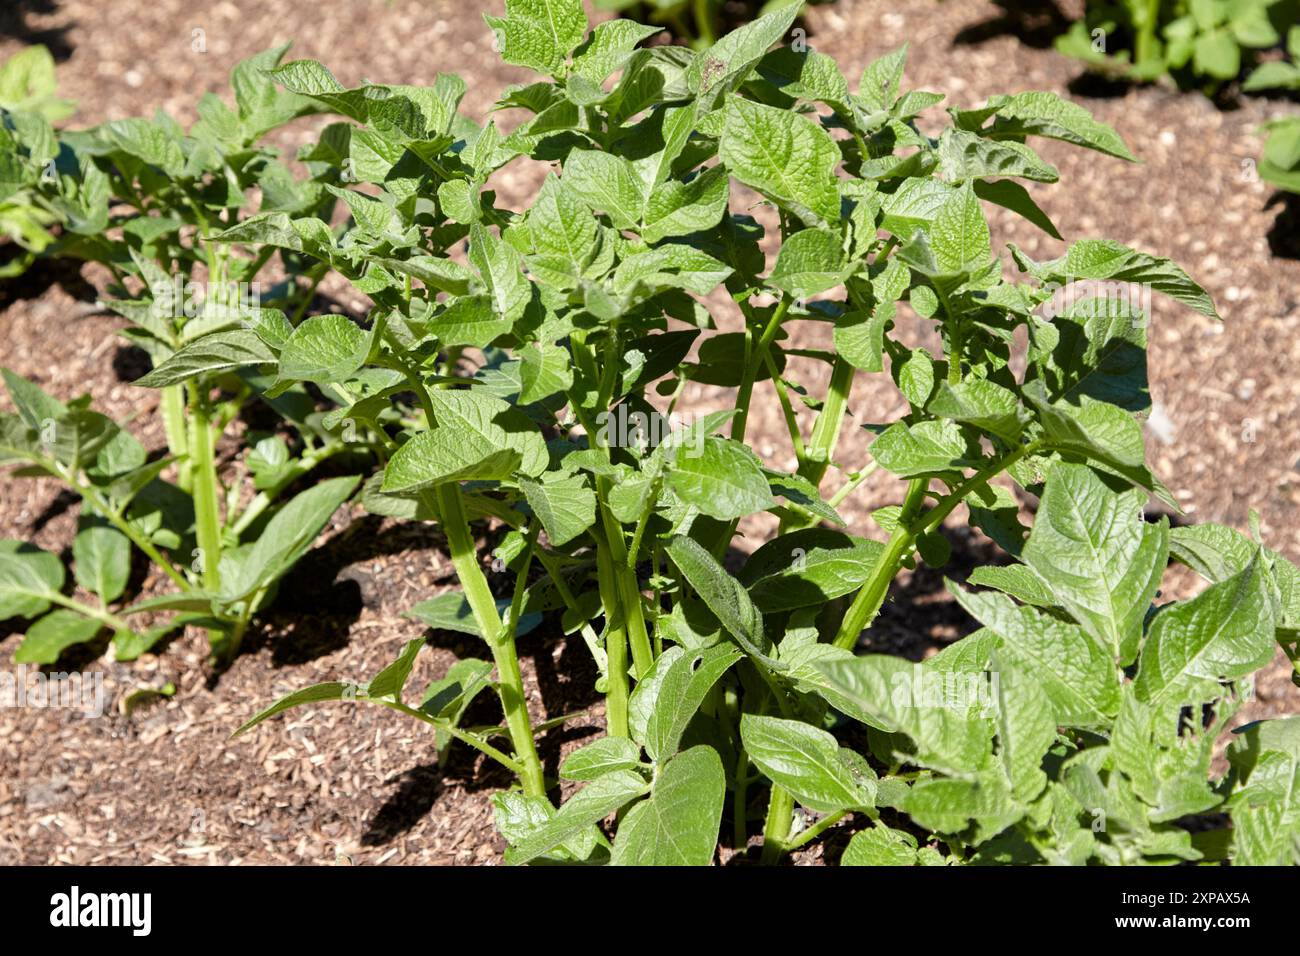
(0, 0, 74, 61)
(1266, 192, 1300, 260)
(951, 0, 1072, 50)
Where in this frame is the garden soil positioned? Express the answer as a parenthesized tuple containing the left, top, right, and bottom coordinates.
(1, 0, 1298, 864)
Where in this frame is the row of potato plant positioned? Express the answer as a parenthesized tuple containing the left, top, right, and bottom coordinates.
(2, 3, 1297, 864)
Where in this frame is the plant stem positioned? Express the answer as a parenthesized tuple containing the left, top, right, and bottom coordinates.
(595, 540, 630, 738)
(832, 442, 1037, 649)
(731, 296, 790, 444)
(160, 385, 190, 493)
(188, 390, 223, 594)
(828, 460, 880, 510)
(785, 809, 848, 851)
(435, 482, 546, 797)
(831, 477, 928, 650)
(799, 355, 855, 488)
(46, 592, 132, 634)
(760, 785, 796, 864)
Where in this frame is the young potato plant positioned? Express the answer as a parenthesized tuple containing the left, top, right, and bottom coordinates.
(1057, 0, 1298, 90)
(231, 3, 1299, 864)
(0, 45, 75, 277)
(1243, 25, 1300, 193)
(0, 47, 380, 663)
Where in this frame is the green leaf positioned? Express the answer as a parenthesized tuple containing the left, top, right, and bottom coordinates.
(366, 638, 425, 702)
(432, 295, 513, 349)
(928, 379, 1024, 442)
(841, 825, 920, 865)
(508, 770, 649, 864)
(0, 541, 63, 619)
(949, 583, 1120, 728)
(277, 314, 370, 384)
(382, 390, 548, 493)
(1134, 555, 1277, 707)
(1014, 238, 1219, 319)
(221, 476, 359, 602)
(687, 5, 802, 107)
(232, 681, 357, 737)
(990, 651, 1053, 802)
(73, 525, 130, 603)
(938, 128, 1058, 183)
(642, 166, 730, 245)
(134, 330, 276, 388)
(406, 592, 542, 640)
(982, 90, 1137, 162)
(639, 643, 742, 762)
(610, 746, 724, 866)
(1020, 463, 1168, 663)
(930, 181, 991, 274)
(666, 535, 771, 661)
(858, 45, 908, 111)
(563, 148, 645, 230)
(764, 469, 846, 526)
(14, 609, 103, 664)
(739, 528, 882, 612)
(966, 564, 1055, 607)
(523, 175, 606, 288)
(518, 342, 573, 404)
(870, 420, 979, 477)
(519, 474, 596, 546)
(973, 179, 1061, 239)
(812, 654, 993, 774)
(719, 95, 841, 228)
(560, 737, 643, 781)
(666, 436, 775, 520)
(740, 713, 876, 812)
(571, 20, 661, 82)
(1169, 524, 1300, 631)
(2, 368, 65, 429)
(484, 0, 588, 75)
(768, 227, 848, 300)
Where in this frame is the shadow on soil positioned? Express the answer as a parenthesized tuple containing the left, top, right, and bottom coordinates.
(1267, 192, 1300, 260)
(0, 0, 73, 60)
(951, 0, 1072, 50)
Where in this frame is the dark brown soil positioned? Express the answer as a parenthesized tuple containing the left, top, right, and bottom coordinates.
(1, 0, 1297, 865)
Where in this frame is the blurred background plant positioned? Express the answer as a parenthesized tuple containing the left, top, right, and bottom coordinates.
(0, 45, 73, 277)
(1243, 25, 1300, 192)
(1055, 0, 1299, 92)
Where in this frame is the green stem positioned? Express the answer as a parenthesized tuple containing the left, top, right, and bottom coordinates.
(435, 482, 546, 798)
(831, 477, 928, 650)
(799, 355, 855, 488)
(69, 476, 190, 592)
(46, 592, 132, 634)
(692, 0, 715, 47)
(785, 809, 848, 851)
(832, 443, 1036, 650)
(289, 262, 328, 325)
(160, 385, 190, 493)
(188, 391, 223, 593)
(595, 540, 630, 738)
(731, 297, 790, 444)
(828, 461, 880, 510)
(760, 786, 796, 864)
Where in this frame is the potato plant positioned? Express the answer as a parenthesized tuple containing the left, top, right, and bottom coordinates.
(214, 4, 1300, 865)
(0, 47, 379, 662)
(1243, 25, 1300, 193)
(0, 45, 74, 277)
(1057, 0, 1298, 89)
